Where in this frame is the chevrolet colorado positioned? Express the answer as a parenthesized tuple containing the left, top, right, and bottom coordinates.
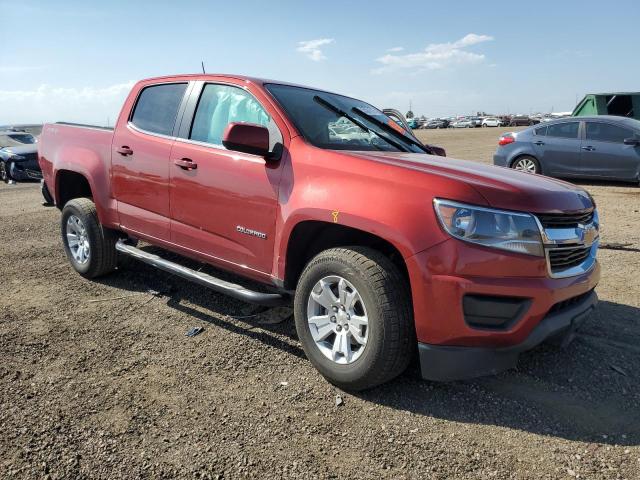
(38, 74, 600, 390)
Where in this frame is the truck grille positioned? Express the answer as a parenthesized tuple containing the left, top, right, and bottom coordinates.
(548, 246, 592, 273)
(537, 210, 594, 228)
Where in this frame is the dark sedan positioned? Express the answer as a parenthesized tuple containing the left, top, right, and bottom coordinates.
(424, 119, 449, 129)
(0, 144, 41, 182)
(493, 115, 640, 183)
(509, 115, 539, 126)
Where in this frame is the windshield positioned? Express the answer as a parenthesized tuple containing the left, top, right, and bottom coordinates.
(265, 84, 424, 153)
(9, 134, 36, 144)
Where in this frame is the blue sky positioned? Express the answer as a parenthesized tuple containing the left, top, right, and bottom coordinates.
(1, 0, 639, 124)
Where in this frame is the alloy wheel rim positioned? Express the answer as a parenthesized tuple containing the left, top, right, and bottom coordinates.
(66, 215, 90, 264)
(0, 162, 6, 181)
(515, 159, 537, 173)
(306, 275, 369, 364)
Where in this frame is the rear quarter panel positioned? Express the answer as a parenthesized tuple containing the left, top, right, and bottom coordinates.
(38, 124, 118, 227)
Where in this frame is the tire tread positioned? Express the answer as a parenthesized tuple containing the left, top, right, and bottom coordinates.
(62, 198, 118, 278)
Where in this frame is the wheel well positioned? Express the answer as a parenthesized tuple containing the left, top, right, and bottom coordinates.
(56, 170, 92, 208)
(284, 221, 410, 290)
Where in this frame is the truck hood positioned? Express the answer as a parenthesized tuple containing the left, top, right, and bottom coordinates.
(344, 151, 593, 213)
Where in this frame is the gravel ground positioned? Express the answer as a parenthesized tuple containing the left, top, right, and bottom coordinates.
(1, 127, 639, 479)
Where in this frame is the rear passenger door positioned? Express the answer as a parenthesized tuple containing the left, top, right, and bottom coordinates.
(536, 121, 581, 176)
(581, 121, 640, 180)
(112, 82, 190, 240)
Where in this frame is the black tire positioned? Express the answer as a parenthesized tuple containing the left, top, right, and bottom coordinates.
(41, 181, 54, 205)
(61, 197, 118, 278)
(294, 247, 414, 391)
(511, 155, 542, 175)
(0, 160, 12, 183)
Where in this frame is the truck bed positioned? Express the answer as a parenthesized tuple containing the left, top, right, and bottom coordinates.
(38, 121, 116, 224)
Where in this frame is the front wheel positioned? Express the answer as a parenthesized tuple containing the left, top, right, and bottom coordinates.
(512, 156, 541, 174)
(294, 247, 414, 391)
(61, 198, 119, 278)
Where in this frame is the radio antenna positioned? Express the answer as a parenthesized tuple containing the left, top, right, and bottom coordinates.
(201, 61, 206, 74)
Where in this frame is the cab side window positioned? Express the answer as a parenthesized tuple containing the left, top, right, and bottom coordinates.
(130, 83, 187, 136)
(190, 84, 282, 151)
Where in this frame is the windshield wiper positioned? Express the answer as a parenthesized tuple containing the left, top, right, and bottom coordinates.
(312, 96, 408, 152)
(351, 107, 433, 154)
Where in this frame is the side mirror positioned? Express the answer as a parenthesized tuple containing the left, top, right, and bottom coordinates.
(222, 122, 270, 157)
(623, 137, 640, 146)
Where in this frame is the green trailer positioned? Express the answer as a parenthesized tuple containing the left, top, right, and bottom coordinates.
(572, 92, 640, 120)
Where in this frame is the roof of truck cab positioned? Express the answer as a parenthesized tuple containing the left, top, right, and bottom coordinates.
(139, 73, 345, 96)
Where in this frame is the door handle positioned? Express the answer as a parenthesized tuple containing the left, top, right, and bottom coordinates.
(116, 146, 133, 156)
(534, 141, 545, 146)
(581, 146, 595, 151)
(174, 158, 198, 170)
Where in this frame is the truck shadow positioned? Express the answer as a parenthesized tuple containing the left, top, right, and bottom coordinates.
(98, 247, 304, 360)
(99, 253, 639, 446)
(359, 300, 640, 446)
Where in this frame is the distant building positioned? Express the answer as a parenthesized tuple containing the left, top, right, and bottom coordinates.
(572, 92, 640, 120)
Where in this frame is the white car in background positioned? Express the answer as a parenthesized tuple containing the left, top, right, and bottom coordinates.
(481, 117, 502, 127)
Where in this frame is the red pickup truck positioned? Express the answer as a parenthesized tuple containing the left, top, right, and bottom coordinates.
(39, 74, 600, 390)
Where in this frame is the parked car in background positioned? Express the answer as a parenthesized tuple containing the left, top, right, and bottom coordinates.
(0, 130, 41, 183)
(0, 144, 42, 183)
(469, 117, 483, 128)
(482, 117, 502, 127)
(0, 130, 38, 148)
(493, 115, 640, 182)
(499, 115, 512, 126)
(451, 118, 473, 128)
(407, 118, 420, 129)
(509, 115, 539, 127)
(424, 119, 450, 129)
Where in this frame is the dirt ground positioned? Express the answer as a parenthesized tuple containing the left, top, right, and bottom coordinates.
(1, 127, 639, 479)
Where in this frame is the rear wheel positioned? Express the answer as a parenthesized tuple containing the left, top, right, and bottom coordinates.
(61, 198, 118, 278)
(294, 247, 414, 391)
(512, 155, 541, 174)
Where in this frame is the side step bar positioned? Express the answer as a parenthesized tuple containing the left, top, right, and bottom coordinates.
(115, 240, 289, 307)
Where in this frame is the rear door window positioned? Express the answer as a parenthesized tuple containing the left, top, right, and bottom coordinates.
(585, 122, 634, 143)
(534, 126, 547, 136)
(546, 122, 579, 139)
(130, 83, 188, 136)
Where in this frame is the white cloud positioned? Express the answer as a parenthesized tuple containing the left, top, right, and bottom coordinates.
(374, 33, 493, 74)
(386, 47, 404, 52)
(0, 81, 135, 125)
(296, 38, 334, 61)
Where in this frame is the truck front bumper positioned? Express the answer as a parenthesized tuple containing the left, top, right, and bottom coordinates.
(406, 238, 600, 381)
(417, 289, 597, 381)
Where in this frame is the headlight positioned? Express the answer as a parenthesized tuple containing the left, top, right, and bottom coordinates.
(433, 199, 544, 257)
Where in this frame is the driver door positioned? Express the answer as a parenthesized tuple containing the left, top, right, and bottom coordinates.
(169, 82, 285, 275)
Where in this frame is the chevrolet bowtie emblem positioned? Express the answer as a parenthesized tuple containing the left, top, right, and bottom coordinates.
(578, 224, 598, 246)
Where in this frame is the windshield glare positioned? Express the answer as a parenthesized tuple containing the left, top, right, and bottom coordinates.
(9, 134, 36, 144)
(265, 84, 423, 153)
